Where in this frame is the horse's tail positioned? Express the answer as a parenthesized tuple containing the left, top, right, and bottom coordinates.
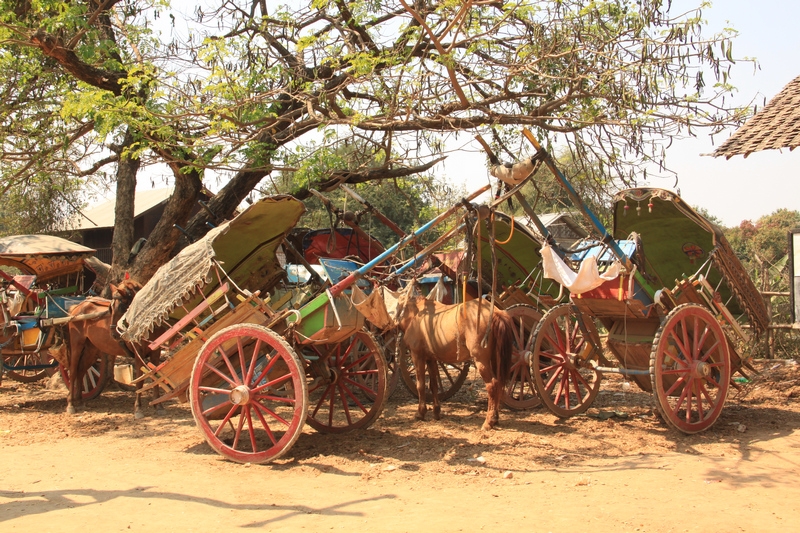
(490, 310, 514, 388)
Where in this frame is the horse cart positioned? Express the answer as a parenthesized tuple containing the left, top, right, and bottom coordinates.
(0, 235, 109, 397)
(518, 129, 769, 433)
(118, 188, 513, 464)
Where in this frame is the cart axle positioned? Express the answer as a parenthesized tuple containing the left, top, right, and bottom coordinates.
(593, 365, 650, 376)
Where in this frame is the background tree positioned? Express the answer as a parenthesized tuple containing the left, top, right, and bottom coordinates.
(0, 0, 747, 282)
(725, 209, 800, 358)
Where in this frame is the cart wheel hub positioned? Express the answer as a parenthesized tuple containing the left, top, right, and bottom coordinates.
(692, 361, 711, 379)
(230, 385, 251, 405)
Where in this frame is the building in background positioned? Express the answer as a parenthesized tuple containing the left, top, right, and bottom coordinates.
(68, 188, 175, 263)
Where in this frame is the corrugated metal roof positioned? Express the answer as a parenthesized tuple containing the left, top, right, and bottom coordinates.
(713, 75, 800, 159)
(0, 234, 95, 255)
(71, 188, 173, 230)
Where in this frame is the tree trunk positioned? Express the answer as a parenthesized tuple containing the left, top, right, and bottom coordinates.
(129, 168, 203, 283)
(184, 168, 269, 241)
(106, 128, 140, 290)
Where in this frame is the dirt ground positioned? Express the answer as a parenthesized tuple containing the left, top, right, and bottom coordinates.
(2, 359, 800, 532)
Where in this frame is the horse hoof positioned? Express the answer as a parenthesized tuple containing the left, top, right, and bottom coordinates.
(66, 406, 76, 415)
(134, 410, 145, 420)
(433, 409, 441, 420)
(415, 413, 426, 422)
(481, 422, 495, 431)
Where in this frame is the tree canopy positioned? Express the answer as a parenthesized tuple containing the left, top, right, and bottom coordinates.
(0, 0, 747, 281)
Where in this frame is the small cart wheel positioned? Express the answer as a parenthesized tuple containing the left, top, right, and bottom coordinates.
(532, 304, 601, 417)
(59, 355, 109, 400)
(304, 329, 388, 434)
(650, 304, 731, 434)
(502, 305, 543, 409)
(4, 352, 58, 383)
(399, 346, 470, 402)
(189, 324, 308, 464)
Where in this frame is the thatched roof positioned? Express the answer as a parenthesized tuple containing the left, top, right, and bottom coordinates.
(713, 75, 800, 159)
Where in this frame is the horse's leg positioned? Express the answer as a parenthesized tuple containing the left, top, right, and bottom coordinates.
(428, 359, 441, 420)
(66, 337, 83, 415)
(411, 351, 428, 421)
(474, 359, 500, 430)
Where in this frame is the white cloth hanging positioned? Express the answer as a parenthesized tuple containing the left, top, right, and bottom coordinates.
(540, 244, 621, 295)
(426, 276, 447, 303)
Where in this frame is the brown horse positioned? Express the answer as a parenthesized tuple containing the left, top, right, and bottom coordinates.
(395, 286, 513, 430)
(54, 280, 161, 417)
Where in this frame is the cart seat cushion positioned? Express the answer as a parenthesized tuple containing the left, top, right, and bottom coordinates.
(541, 244, 622, 295)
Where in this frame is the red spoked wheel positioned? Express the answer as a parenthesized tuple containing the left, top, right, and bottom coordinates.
(502, 305, 543, 409)
(4, 352, 59, 383)
(650, 304, 731, 434)
(60, 356, 109, 400)
(304, 329, 388, 434)
(189, 324, 307, 464)
(532, 304, 601, 417)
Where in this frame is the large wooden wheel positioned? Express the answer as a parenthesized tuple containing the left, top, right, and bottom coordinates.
(3, 352, 58, 383)
(189, 324, 308, 464)
(502, 305, 543, 409)
(399, 347, 471, 402)
(60, 356, 109, 400)
(650, 304, 731, 434)
(532, 304, 601, 417)
(304, 329, 388, 434)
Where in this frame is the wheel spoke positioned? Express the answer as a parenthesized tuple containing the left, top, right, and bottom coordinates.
(680, 317, 692, 361)
(558, 371, 570, 409)
(236, 337, 247, 382)
(203, 360, 238, 388)
(252, 351, 281, 386)
(665, 333, 691, 367)
(218, 345, 242, 386)
(695, 381, 705, 421)
(699, 338, 722, 363)
(251, 372, 293, 394)
(698, 381, 714, 405)
(543, 363, 564, 393)
(337, 383, 355, 425)
(252, 398, 290, 427)
(251, 402, 279, 446)
(231, 410, 247, 450)
(245, 338, 262, 384)
(199, 385, 233, 395)
(664, 373, 687, 397)
(311, 382, 336, 418)
(244, 406, 258, 453)
(340, 378, 372, 413)
(572, 368, 593, 392)
(212, 403, 239, 436)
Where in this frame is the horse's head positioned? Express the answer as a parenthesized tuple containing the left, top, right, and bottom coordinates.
(393, 280, 424, 332)
(109, 279, 143, 322)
